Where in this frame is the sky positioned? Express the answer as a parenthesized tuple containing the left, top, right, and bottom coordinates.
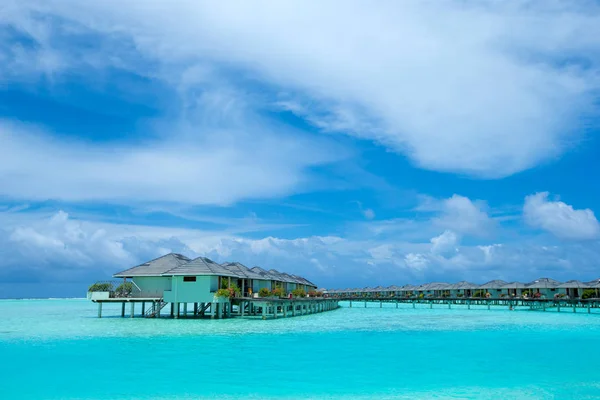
(2, 1, 600, 298)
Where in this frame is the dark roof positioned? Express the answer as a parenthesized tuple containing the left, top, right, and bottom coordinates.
(250, 266, 274, 280)
(418, 282, 451, 290)
(449, 281, 478, 290)
(557, 280, 590, 289)
(586, 279, 600, 288)
(400, 284, 418, 290)
(268, 269, 288, 282)
(500, 281, 527, 289)
(221, 262, 264, 280)
(114, 253, 191, 277)
(478, 280, 508, 289)
(526, 278, 562, 288)
(113, 254, 317, 286)
(164, 256, 238, 277)
(290, 274, 316, 287)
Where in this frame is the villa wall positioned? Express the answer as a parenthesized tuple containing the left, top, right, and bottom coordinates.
(252, 279, 271, 292)
(132, 276, 172, 297)
(163, 276, 219, 303)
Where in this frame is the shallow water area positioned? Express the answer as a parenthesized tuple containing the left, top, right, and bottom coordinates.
(1, 299, 599, 399)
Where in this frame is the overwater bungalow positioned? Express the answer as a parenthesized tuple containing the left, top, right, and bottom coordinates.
(89, 253, 323, 319)
(449, 281, 477, 298)
(557, 280, 590, 299)
(387, 285, 402, 297)
(400, 284, 417, 298)
(373, 286, 388, 297)
(525, 278, 561, 298)
(500, 281, 527, 297)
(586, 279, 600, 298)
(363, 287, 376, 298)
(478, 280, 508, 298)
(413, 282, 447, 297)
(112, 253, 192, 298)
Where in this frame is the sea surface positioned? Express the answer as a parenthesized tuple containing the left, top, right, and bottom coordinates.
(1, 299, 599, 399)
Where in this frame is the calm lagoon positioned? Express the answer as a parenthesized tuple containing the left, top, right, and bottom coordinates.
(1, 299, 599, 399)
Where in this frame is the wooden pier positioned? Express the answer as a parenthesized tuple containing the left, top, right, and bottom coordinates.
(337, 297, 600, 313)
(91, 297, 339, 320)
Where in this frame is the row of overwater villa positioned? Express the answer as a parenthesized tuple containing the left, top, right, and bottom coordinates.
(87, 253, 338, 319)
(325, 278, 600, 300)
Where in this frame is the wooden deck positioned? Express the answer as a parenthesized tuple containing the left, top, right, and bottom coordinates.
(91, 296, 339, 319)
(335, 297, 600, 313)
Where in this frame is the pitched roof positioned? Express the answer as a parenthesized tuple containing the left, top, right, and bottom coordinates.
(526, 278, 562, 288)
(557, 280, 590, 289)
(449, 281, 478, 289)
(114, 253, 191, 277)
(250, 266, 275, 280)
(291, 274, 317, 287)
(400, 284, 418, 290)
(418, 282, 451, 290)
(221, 262, 264, 280)
(268, 269, 289, 282)
(279, 272, 302, 284)
(586, 279, 600, 288)
(478, 280, 508, 289)
(500, 281, 527, 289)
(163, 256, 238, 277)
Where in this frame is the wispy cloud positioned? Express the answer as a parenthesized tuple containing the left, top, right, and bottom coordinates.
(0, 116, 345, 205)
(6, 1, 600, 178)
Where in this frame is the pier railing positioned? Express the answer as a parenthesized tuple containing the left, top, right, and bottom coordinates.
(327, 293, 600, 301)
(335, 296, 600, 311)
(88, 280, 162, 299)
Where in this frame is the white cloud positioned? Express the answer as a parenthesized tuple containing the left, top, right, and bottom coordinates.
(2, 209, 600, 295)
(9, 1, 600, 177)
(434, 195, 494, 236)
(478, 244, 503, 264)
(403, 253, 430, 271)
(430, 230, 460, 255)
(0, 119, 344, 205)
(524, 192, 600, 240)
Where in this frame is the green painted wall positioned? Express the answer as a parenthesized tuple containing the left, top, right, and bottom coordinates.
(252, 279, 271, 292)
(132, 276, 172, 297)
(163, 275, 219, 303)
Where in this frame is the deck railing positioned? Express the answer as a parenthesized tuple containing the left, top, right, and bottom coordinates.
(88, 280, 162, 299)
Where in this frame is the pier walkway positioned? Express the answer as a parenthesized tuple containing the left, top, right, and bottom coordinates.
(337, 297, 600, 313)
(92, 297, 339, 320)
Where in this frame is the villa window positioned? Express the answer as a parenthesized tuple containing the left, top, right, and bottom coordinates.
(183, 276, 197, 282)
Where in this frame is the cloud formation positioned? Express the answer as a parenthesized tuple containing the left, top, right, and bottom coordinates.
(0, 118, 344, 205)
(433, 195, 494, 236)
(524, 192, 600, 240)
(8, 1, 599, 177)
(3, 207, 600, 298)
(430, 230, 460, 256)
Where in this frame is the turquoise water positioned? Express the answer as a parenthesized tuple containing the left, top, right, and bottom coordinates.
(1, 300, 600, 399)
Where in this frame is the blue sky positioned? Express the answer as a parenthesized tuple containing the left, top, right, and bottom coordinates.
(2, 1, 600, 298)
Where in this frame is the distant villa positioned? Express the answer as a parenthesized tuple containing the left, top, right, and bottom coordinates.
(326, 278, 600, 300)
(88, 253, 337, 320)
